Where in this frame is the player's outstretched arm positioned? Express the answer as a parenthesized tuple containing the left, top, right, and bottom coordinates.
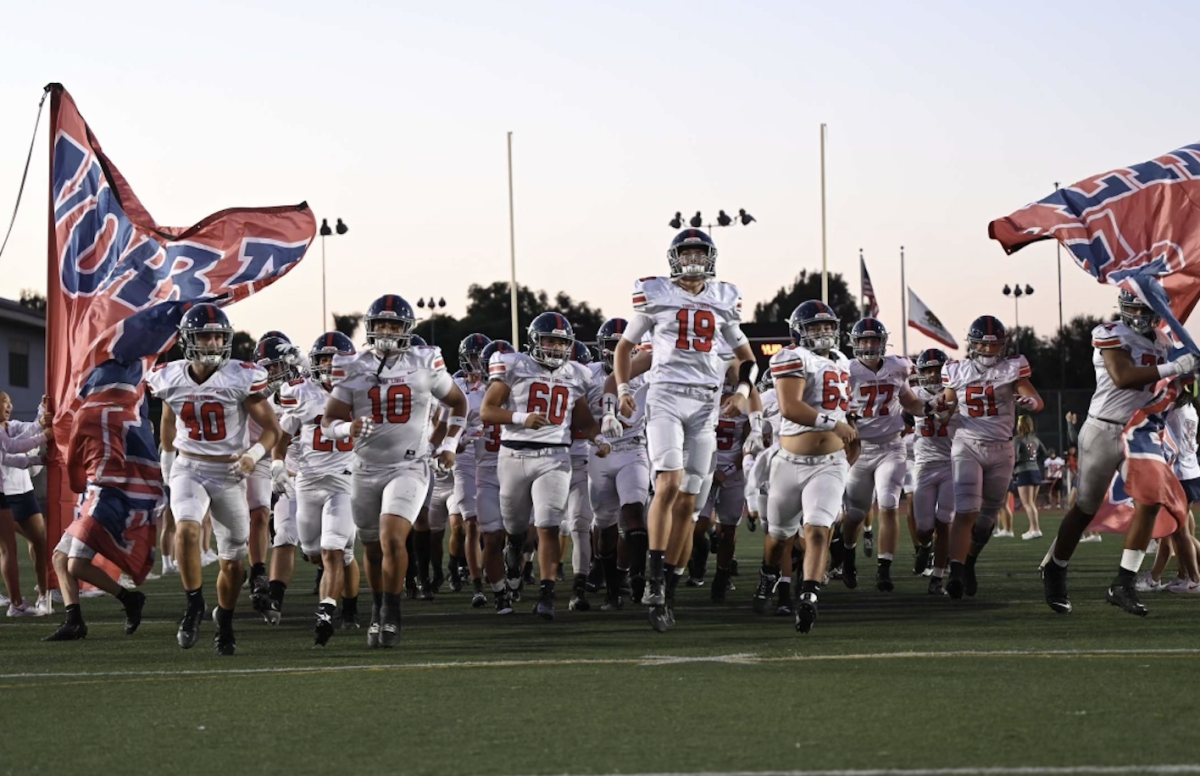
(570, 397, 609, 457)
(1014, 377, 1044, 413)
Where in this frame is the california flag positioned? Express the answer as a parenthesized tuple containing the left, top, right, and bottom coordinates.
(907, 288, 958, 350)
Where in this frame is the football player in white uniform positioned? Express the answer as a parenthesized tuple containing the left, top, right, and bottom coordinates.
(322, 294, 468, 648)
(608, 229, 758, 632)
(910, 349, 957, 595)
(842, 318, 931, 593)
(588, 318, 650, 610)
(941, 315, 1043, 600)
(276, 332, 359, 645)
(482, 313, 610, 621)
(472, 340, 515, 612)
(760, 300, 856, 633)
(564, 341, 599, 611)
(690, 380, 749, 602)
(148, 304, 281, 656)
(1042, 290, 1196, 613)
(447, 333, 491, 593)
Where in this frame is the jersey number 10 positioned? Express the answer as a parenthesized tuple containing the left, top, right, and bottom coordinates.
(368, 385, 412, 424)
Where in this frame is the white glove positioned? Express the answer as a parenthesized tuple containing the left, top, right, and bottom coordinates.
(601, 414, 624, 439)
(1173, 352, 1198, 375)
(270, 459, 290, 494)
(744, 432, 765, 458)
(358, 417, 375, 439)
(1015, 395, 1038, 410)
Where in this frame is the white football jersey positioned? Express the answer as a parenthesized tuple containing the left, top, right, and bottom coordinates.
(848, 355, 912, 440)
(279, 377, 354, 478)
(587, 362, 648, 443)
(942, 355, 1030, 442)
(1170, 402, 1200, 481)
(912, 385, 956, 464)
(452, 376, 485, 468)
(468, 383, 501, 470)
(627, 276, 744, 387)
(1044, 456, 1066, 479)
(715, 404, 748, 469)
(331, 346, 454, 467)
(760, 388, 780, 440)
(768, 345, 851, 437)
(146, 358, 268, 457)
(488, 351, 592, 446)
(1088, 321, 1171, 423)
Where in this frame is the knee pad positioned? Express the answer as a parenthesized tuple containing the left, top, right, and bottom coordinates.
(681, 473, 704, 495)
(971, 511, 998, 547)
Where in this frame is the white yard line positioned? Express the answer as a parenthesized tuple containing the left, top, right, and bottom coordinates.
(487, 768, 1200, 776)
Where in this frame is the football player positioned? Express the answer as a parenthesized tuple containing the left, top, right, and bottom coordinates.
(148, 304, 281, 656)
(941, 315, 1043, 600)
(471, 339, 515, 612)
(322, 295, 468, 647)
(691, 378, 749, 602)
(608, 229, 758, 632)
(482, 313, 610, 621)
(564, 340, 598, 611)
(276, 332, 360, 645)
(761, 300, 856, 633)
(910, 349, 957, 595)
(1042, 291, 1195, 613)
(842, 318, 931, 592)
(447, 333, 491, 592)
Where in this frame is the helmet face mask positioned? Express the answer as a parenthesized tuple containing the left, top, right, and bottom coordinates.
(667, 230, 717, 279)
(966, 316, 1007, 368)
(1118, 291, 1159, 335)
(458, 334, 492, 377)
(597, 317, 628, 374)
(914, 348, 948, 389)
(528, 313, 575, 369)
(365, 295, 416, 354)
(308, 332, 355, 386)
(790, 301, 840, 355)
(180, 304, 233, 369)
(255, 337, 301, 394)
(850, 318, 889, 365)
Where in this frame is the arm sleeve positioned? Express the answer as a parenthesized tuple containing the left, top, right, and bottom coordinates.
(0, 452, 39, 470)
(1, 432, 43, 455)
(721, 320, 749, 350)
(621, 313, 654, 345)
(1067, 420, 1080, 446)
(430, 370, 456, 401)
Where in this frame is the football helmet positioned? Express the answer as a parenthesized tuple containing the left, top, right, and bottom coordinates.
(914, 348, 948, 390)
(254, 337, 302, 394)
(365, 294, 416, 353)
(788, 300, 840, 354)
(259, 330, 291, 344)
(1118, 289, 1160, 335)
(667, 229, 717, 279)
(757, 368, 774, 393)
(596, 318, 628, 374)
(459, 333, 492, 376)
(850, 318, 888, 363)
(966, 315, 1007, 367)
(179, 303, 233, 368)
(309, 331, 356, 386)
(527, 312, 575, 368)
(409, 334, 427, 348)
(480, 339, 515, 368)
(571, 340, 593, 365)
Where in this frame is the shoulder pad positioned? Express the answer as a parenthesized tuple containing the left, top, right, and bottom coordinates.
(713, 280, 742, 312)
(152, 362, 170, 373)
(239, 361, 257, 369)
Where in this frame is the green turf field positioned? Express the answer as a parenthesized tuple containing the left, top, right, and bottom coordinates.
(3, 511, 1199, 776)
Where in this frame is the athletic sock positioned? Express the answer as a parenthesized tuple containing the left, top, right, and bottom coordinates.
(341, 595, 358, 619)
(269, 580, 287, 604)
(215, 606, 234, 633)
(648, 550, 665, 581)
(65, 603, 83, 625)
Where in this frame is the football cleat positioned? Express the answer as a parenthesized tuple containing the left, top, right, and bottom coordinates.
(494, 590, 514, 615)
(416, 579, 434, 602)
(177, 603, 204, 649)
(314, 610, 336, 647)
(913, 544, 932, 576)
(601, 591, 623, 611)
(534, 591, 556, 621)
(711, 569, 730, 604)
(122, 591, 147, 635)
(569, 587, 590, 612)
(643, 578, 666, 607)
(629, 575, 645, 605)
(431, 568, 445, 595)
(379, 605, 401, 647)
(404, 577, 418, 600)
(863, 530, 874, 558)
(794, 592, 818, 634)
(663, 604, 676, 629)
(875, 564, 894, 593)
(946, 563, 966, 600)
(42, 621, 88, 642)
(842, 551, 858, 589)
(1042, 562, 1072, 614)
(448, 565, 464, 593)
(648, 604, 669, 633)
(367, 603, 382, 648)
(685, 576, 705, 588)
(262, 599, 282, 625)
(341, 609, 361, 630)
(1106, 583, 1149, 617)
(775, 579, 793, 616)
(928, 576, 946, 596)
(471, 590, 488, 608)
(213, 629, 237, 657)
(251, 577, 271, 613)
(752, 570, 777, 615)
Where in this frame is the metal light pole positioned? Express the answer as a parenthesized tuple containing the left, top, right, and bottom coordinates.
(820, 123, 829, 304)
(507, 132, 519, 345)
(417, 297, 447, 345)
(1002, 283, 1034, 354)
(668, 209, 757, 233)
(319, 217, 348, 332)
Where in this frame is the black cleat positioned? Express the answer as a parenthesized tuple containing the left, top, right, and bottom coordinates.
(213, 629, 236, 657)
(568, 587, 590, 612)
(600, 591, 623, 611)
(448, 566, 463, 593)
(404, 577, 418, 600)
(416, 579, 434, 602)
(842, 552, 858, 589)
(663, 604, 676, 629)
(752, 570, 777, 615)
(43, 621, 88, 642)
(431, 569, 445, 595)
(648, 604, 669, 632)
(250, 576, 272, 617)
(177, 602, 204, 649)
(913, 544, 932, 576)
(379, 604, 401, 647)
(535, 591, 556, 621)
(629, 575, 645, 605)
(965, 560, 979, 597)
(946, 563, 965, 600)
(775, 579, 793, 616)
(643, 577, 666, 607)
(711, 570, 730, 604)
(863, 530, 874, 558)
(262, 598, 282, 625)
(794, 592, 818, 634)
(314, 610, 336, 646)
(123, 591, 146, 635)
(927, 576, 946, 596)
(471, 590, 488, 609)
(1106, 583, 1148, 617)
(367, 603, 382, 648)
(341, 610, 361, 630)
(875, 563, 894, 593)
(1042, 562, 1072, 614)
(685, 575, 705, 588)
(494, 590, 514, 615)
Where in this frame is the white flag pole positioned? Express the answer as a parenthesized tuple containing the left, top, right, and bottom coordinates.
(900, 245, 908, 356)
(820, 123, 828, 304)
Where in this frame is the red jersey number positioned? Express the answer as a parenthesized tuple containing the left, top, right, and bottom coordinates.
(920, 416, 949, 437)
(716, 419, 738, 451)
(964, 385, 999, 418)
(674, 309, 716, 353)
(821, 372, 850, 411)
(528, 383, 571, 425)
(368, 385, 412, 424)
(312, 414, 354, 452)
(180, 402, 227, 442)
(483, 422, 501, 453)
(858, 384, 894, 418)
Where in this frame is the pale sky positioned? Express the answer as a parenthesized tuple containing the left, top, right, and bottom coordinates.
(2, 0, 1199, 357)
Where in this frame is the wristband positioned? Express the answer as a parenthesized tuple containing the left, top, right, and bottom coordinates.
(602, 393, 617, 416)
(511, 412, 530, 426)
(617, 383, 631, 397)
(244, 443, 267, 464)
(722, 463, 739, 475)
(160, 450, 176, 479)
(327, 420, 352, 441)
(435, 438, 457, 456)
(736, 383, 751, 399)
(590, 436, 608, 448)
(748, 411, 763, 434)
(812, 413, 837, 431)
(446, 414, 467, 429)
(1157, 362, 1181, 378)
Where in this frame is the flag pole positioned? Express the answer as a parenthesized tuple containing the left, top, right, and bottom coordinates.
(820, 123, 828, 304)
(1055, 181, 1065, 453)
(859, 247, 866, 318)
(900, 245, 908, 356)
(507, 131, 519, 345)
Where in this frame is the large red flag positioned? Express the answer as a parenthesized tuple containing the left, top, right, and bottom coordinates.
(44, 84, 315, 579)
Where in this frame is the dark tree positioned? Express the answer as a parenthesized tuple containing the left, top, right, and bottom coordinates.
(752, 271, 859, 356)
(332, 312, 363, 342)
(231, 331, 256, 362)
(18, 289, 46, 312)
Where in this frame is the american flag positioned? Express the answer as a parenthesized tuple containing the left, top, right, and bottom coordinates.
(860, 250, 880, 318)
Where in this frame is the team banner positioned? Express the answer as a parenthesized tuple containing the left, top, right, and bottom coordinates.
(987, 143, 1200, 354)
(45, 84, 315, 576)
(906, 287, 958, 350)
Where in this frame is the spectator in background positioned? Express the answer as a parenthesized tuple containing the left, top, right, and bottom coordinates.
(0, 393, 53, 617)
(1045, 450, 1066, 509)
(1014, 415, 1047, 540)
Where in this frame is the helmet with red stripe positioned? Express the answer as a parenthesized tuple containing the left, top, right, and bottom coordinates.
(365, 294, 416, 354)
(528, 312, 574, 368)
(179, 303, 233, 368)
(788, 300, 839, 355)
(596, 317, 628, 373)
(850, 318, 889, 364)
(1118, 289, 1160, 335)
(966, 315, 1007, 367)
(914, 348, 948, 389)
(571, 341, 593, 365)
(459, 333, 492, 376)
(254, 336, 302, 395)
(309, 331, 356, 385)
(258, 330, 291, 345)
(667, 229, 717, 279)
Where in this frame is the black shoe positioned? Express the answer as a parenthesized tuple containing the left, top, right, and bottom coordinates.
(569, 587, 590, 612)
(213, 629, 236, 657)
(913, 544, 932, 576)
(794, 592, 818, 634)
(471, 590, 488, 609)
(367, 603, 382, 648)
(379, 604, 401, 647)
(535, 591, 556, 621)
(842, 552, 858, 589)
(601, 591, 623, 611)
(448, 566, 464, 593)
(663, 604, 676, 629)
(1106, 583, 1149, 617)
(927, 576, 946, 596)
(262, 598, 282, 625)
(1042, 562, 1072, 614)
(43, 621, 88, 641)
(685, 576, 705, 588)
(863, 531, 874, 558)
(965, 560, 979, 597)
(314, 610, 336, 646)
(752, 570, 777, 615)
(416, 579, 434, 602)
(648, 604, 669, 632)
(250, 576, 271, 617)
(508, 577, 524, 603)
(643, 577, 666, 607)
(775, 580, 793, 616)
(711, 570, 729, 604)
(946, 563, 965, 600)
(875, 563, 894, 593)
(586, 563, 604, 593)
(404, 577, 418, 600)
(629, 575, 645, 605)
(177, 602, 204, 649)
(341, 610, 361, 630)
(494, 590, 514, 615)
(431, 569, 445, 595)
(123, 591, 146, 635)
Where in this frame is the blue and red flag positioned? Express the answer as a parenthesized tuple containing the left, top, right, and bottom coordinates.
(44, 84, 315, 574)
(987, 143, 1200, 354)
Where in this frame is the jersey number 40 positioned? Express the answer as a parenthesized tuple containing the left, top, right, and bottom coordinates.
(181, 402, 227, 441)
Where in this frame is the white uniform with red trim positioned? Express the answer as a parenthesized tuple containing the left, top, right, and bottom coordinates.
(844, 355, 912, 521)
(279, 376, 355, 559)
(943, 355, 1030, 533)
(912, 384, 957, 531)
(766, 345, 851, 538)
(702, 404, 748, 525)
(146, 358, 269, 560)
(622, 276, 748, 494)
(588, 364, 650, 530)
(469, 382, 504, 533)
(488, 351, 592, 533)
(448, 375, 484, 521)
(331, 346, 454, 540)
